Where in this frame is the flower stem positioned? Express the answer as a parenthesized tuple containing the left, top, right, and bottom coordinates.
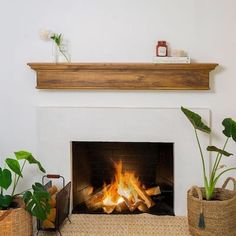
(59, 47, 70, 62)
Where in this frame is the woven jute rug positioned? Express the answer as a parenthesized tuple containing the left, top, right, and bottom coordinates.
(37, 214, 191, 236)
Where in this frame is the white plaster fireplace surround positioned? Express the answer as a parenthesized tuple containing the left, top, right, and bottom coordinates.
(37, 107, 210, 216)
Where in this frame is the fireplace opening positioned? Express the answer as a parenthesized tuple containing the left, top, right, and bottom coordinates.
(72, 142, 174, 215)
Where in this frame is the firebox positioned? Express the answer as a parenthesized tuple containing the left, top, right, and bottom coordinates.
(72, 141, 174, 215)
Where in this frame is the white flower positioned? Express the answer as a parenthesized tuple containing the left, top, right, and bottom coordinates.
(39, 29, 53, 41)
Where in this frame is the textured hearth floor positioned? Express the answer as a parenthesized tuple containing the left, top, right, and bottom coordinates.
(36, 214, 191, 236)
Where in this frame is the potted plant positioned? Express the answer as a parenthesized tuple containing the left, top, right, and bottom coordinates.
(0, 151, 50, 235)
(181, 107, 236, 236)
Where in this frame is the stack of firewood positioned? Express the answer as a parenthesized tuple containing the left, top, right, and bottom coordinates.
(85, 184, 161, 214)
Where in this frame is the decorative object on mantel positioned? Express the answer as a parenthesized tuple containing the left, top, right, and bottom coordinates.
(156, 41, 168, 57)
(39, 29, 71, 63)
(154, 40, 190, 63)
(0, 151, 50, 236)
(171, 49, 187, 57)
(181, 107, 236, 236)
(27, 63, 218, 90)
(153, 56, 191, 64)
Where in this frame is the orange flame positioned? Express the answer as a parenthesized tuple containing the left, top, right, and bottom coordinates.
(102, 161, 141, 210)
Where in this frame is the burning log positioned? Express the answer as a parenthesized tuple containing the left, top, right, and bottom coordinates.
(85, 189, 104, 209)
(131, 200, 143, 211)
(121, 196, 143, 212)
(130, 180, 154, 208)
(115, 201, 128, 212)
(84, 161, 161, 214)
(137, 202, 149, 212)
(103, 205, 116, 214)
(81, 185, 94, 200)
(85, 186, 94, 196)
(146, 186, 161, 196)
(85, 184, 160, 212)
(121, 196, 135, 211)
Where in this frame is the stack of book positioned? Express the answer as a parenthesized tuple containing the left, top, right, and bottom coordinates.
(153, 56, 191, 64)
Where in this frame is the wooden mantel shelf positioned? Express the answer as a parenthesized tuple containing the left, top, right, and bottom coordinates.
(28, 63, 218, 90)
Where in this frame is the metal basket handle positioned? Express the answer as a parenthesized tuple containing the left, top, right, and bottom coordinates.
(42, 174, 65, 187)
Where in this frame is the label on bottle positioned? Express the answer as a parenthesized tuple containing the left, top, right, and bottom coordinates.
(157, 46, 167, 56)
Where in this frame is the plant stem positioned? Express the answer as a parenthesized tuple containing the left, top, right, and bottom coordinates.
(214, 137, 229, 172)
(194, 128, 213, 199)
(210, 152, 220, 181)
(194, 128, 207, 179)
(11, 160, 26, 196)
(210, 137, 229, 182)
(207, 137, 229, 200)
(11, 173, 17, 196)
(214, 167, 236, 183)
(13, 188, 32, 197)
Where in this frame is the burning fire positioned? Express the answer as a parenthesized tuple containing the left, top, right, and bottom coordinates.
(102, 161, 141, 212)
(86, 161, 161, 214)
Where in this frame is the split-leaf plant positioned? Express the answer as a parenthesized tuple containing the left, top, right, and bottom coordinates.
(181, 107, 236, 200)
(0, 151, 50, 220)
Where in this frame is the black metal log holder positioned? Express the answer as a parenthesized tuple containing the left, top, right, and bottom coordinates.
(37, 174, 71, 236)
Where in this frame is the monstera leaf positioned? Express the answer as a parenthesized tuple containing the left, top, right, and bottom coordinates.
(23, 182, 50, 221)
(0, 194, 12, 209)
(5, 158, 23, 177)
(181, 107, 211, 133)
(15, 151, 46, 173)
(207, 146, 233, 157)
(0, 168, 12, 190)
(222, 118, 236, 141)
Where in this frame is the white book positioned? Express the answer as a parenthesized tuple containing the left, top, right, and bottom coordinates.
(153, 56, 191, 64)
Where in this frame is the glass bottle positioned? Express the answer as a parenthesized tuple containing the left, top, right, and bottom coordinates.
(156, 41, 168, 57)
(53, 39, 71, 63)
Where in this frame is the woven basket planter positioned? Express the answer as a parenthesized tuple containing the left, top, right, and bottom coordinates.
(187, 177, 236, 236)
(0, 198, 32, 236)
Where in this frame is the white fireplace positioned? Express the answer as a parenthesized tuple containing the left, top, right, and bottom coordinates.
(37, 107, 210, 216)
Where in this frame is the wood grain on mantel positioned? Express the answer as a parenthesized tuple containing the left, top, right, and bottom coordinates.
(27, 63, 218, 90)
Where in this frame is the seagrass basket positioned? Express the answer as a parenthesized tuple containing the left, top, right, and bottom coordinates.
(187, 177, 236, 236)
(0, 199, 32, 236)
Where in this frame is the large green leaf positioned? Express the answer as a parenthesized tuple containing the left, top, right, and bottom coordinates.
(207, 146, 233, 157)
(0, 168, 12, 190)
(5, 158, 22, 177)
(0, 194, 12, 209)
(14, 150, 32, 159)
(222, 118, 236, 141)
(15, 151, 46, 173)
(32, 182, 45, 192)
(181, 107, 211, 133)
(23, 182, 50, 221)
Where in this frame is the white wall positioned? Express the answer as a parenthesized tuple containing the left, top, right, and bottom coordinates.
(1, 0, 236, 189)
